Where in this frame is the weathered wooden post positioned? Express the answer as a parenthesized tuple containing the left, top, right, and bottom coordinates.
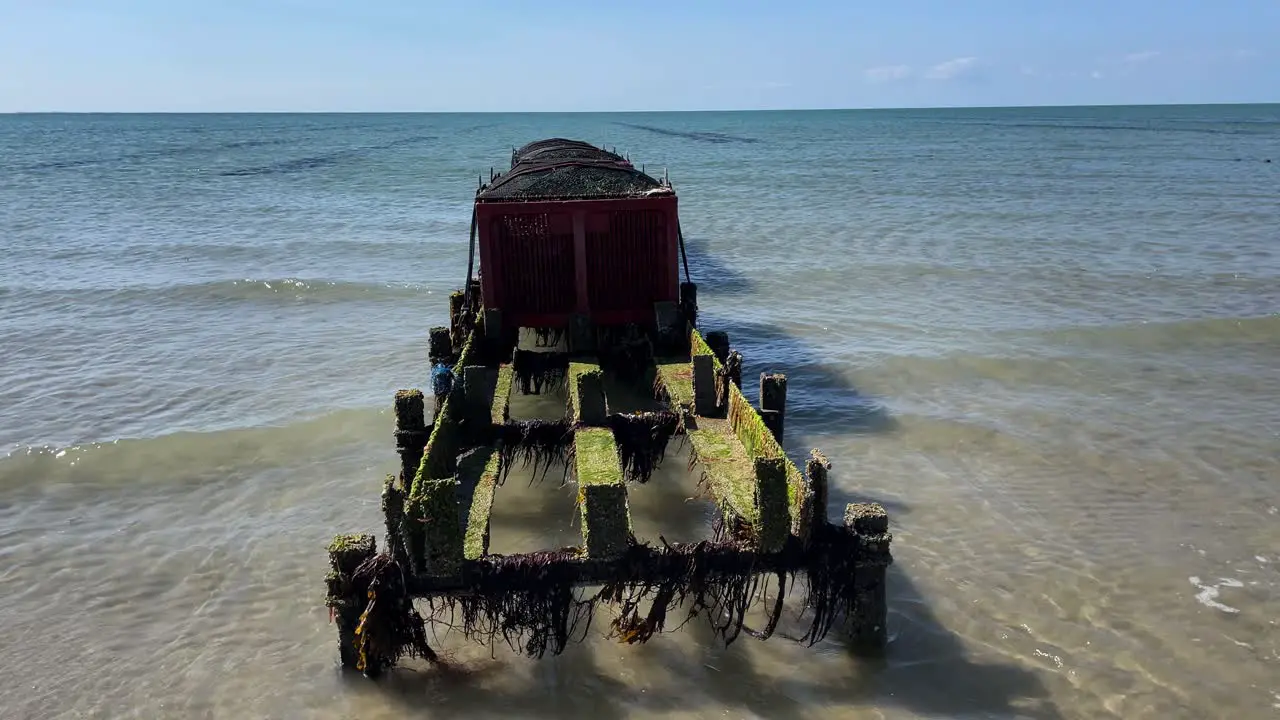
(448, 290, 466, 346)
(462, 365, 491, 427)
(692, 353, 718, 416)
(428, 326, 452, 363)
(393, 389, 428, 485)
(844, 502, 892, 651)
(325, 534, 376, 671)
(680, 281, 698, 329)
(794, 449, 830, 546)
(760, 372, 787, 442)
(428, 328, 454, 418)
(726, 350, 743, 388)
(572, 366, 608, 426)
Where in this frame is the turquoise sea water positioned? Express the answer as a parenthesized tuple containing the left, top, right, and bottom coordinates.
(1, 106, 1278, 719)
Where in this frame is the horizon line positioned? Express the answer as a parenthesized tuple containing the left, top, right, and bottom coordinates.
(4, 101, 1278, 115)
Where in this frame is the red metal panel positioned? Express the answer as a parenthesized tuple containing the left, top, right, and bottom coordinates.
(489, 211, 576, 325)
(475, 196, 680, 329)
(585, 208, 668, 321)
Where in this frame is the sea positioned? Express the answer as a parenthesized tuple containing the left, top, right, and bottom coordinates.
(1, 106, 1277, 719)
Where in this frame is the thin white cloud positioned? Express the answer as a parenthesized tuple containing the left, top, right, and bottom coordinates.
(924, 57, 977, 80)
(865, 65, 912, 83)
(1091, 70, 1104, 79)
(1123, 51, 1160, 63)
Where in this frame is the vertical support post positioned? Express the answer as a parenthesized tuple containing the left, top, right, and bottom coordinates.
(381, 474, 408, 568)
(572, 367, 608, 426)
(795, 449, 831, 546)
(754, 456, 790, 553)
(326, 534, 376, 671)
(393, 389, 428, 487)
(844, 502, 892, 652)
(760, 373, 787, 442)
(692, 353, 717, 416)
(462, 365, 491, 427)
(484, 309, 503, 341)
(428, 327, 452, 364)
(680, 281, 698, 330)
(448, 290, 465, 347)
(726, 350, 742, 389)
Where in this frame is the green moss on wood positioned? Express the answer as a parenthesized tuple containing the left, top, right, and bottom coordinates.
(754, 457, 790, 553)
(574, 428, 620, 486)
(463, 447, 502, 560)
(654, 359, 693, 410)
(690, 328, 725, 372)
(574, 428, 631, 558)
(420, 395, 459, 479)
(394, 389, 426, 429)
(491, 365, 513, 425)
(327, 533, 375, 574)
(687, 420, 759, 526)
(405, 477, 463, 576)
(726, 382, 804, 525)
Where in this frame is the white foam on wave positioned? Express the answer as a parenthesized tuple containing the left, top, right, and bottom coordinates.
(1188, 576, 1244, 614)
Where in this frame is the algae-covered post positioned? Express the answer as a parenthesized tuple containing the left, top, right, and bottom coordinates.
(844, 501, 892, 650)
(760, 372, 787, 442)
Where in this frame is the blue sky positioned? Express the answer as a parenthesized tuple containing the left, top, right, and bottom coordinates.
(1, 0, 1276, 111)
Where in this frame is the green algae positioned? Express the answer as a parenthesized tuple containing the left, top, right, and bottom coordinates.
(574, 427, 631, 558)
(463, 447, 502, 560)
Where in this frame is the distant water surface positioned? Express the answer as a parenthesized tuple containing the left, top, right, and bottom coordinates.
(1, 106, 1278, 719)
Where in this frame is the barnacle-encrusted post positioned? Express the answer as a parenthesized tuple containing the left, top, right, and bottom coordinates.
(760, 372, 787, 442)
(393, 389, 428, 487)
(574, 428, 632, 558)
(326, 533, 376, 670)
(428, 326, 453, 363)
(844, 502, 892, 651)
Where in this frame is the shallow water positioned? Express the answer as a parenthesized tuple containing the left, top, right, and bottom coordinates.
(1, 106, 1278, 719)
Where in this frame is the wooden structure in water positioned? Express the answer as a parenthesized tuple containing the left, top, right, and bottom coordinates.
(325, 139, 893, 677)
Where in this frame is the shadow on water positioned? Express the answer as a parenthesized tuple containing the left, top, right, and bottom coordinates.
(697, 312, 898, 437)
(683, 235, 755, 296)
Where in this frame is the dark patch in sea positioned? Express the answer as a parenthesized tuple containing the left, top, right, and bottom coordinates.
(614, 122, 759, 144)
(218, 135, 436, 177)
(21, 137, 296, 171)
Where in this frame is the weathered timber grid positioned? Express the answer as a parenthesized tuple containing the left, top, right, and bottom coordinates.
(326, 286, 892, 678)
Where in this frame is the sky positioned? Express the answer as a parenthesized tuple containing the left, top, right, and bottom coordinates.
(0, 0, 1277, 112)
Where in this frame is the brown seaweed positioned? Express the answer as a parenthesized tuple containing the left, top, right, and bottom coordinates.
(513, 349, 568, 395)
(607, 411, 681, 484)
(350, 552, 438, 676)
(495, 419, 574, 484)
